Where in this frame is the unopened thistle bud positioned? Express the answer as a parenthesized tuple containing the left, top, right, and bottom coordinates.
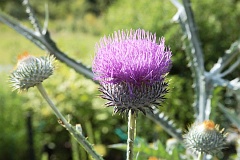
(184, 120, 227, 157)
(92, 29, 172, 114)
(10, 52, 55, 92)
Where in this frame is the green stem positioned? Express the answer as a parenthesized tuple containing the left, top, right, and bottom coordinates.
(197, 152, 204, 160)
(126, 110, 137, 160)
(36, 83, 103, 160)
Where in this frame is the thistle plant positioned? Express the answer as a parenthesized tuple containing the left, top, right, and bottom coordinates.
(9, 53, 103, 160)
(92, 29, 172, 160)
(1, 0, 240, 159)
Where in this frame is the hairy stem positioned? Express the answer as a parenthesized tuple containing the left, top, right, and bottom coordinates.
(36, 83, 103, 160)
(126, 110, 136, 160)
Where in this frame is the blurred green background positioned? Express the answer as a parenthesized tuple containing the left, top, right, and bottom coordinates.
(0, 0, 239, 159)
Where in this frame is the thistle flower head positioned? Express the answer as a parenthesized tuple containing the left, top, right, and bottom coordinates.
(10, 52, 55, 92)
(92, 29, 172, 114)
(184, 120, 227, 157)
(93, 29, 171, 85)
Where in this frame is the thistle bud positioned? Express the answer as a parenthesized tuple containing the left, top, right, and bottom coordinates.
(10, 52, 55, 92)
(184, 120, 227, 157)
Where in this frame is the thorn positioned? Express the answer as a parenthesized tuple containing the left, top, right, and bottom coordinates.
(76, 124, 83, 135)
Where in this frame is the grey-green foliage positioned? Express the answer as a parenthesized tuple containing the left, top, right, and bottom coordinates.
(219, 104, 240, 129)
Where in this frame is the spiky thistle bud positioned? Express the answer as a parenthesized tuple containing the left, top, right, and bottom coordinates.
(10, 52, 55, 92)
(184, 120, 227, 157)
(92, 29, 172, 114)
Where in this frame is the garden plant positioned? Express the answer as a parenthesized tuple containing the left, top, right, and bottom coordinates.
(0, 0, 240, 159)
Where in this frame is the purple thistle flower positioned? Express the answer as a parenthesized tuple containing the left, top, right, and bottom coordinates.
(93, 29, 172, 114)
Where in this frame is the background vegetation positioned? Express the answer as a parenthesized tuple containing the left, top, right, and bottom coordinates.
(0, 0, 239, 159)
